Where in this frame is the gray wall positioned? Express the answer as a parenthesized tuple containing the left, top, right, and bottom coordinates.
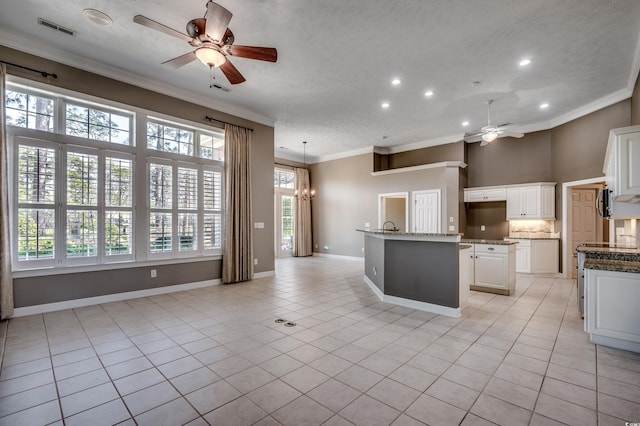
(2, 45, 275, 307)
(310, 153, 461, 257)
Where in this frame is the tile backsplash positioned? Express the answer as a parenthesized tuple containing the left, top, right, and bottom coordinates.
(614, 219, 638, 247)
(509, 220, 557, 238)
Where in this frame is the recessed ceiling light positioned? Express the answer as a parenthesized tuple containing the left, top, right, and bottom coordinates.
(83, 8, 112, 26)
(539, 103, 549, 109)
(461, 121, 469, 127)
(424, 90, 434, 97)
(381, 102, 390, 109)
(519, 58, 532, 67)
(391, 78, 401, 86)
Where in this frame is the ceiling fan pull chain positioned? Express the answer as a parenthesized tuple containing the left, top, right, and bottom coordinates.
(209, 65, 215, 88)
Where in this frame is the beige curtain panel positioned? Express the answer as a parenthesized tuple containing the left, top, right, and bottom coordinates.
(293, 167, 312, 257)
(222, 124, 254, 283)
(0, 64, 14, 319)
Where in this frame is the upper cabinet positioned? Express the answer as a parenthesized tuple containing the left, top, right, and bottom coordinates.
(463, 186, 507, 202)
(506, 183, 556, 220)
(604, 126, 640, 202)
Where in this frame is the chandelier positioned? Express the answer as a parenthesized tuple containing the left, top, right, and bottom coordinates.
(295, 141, 316, 201)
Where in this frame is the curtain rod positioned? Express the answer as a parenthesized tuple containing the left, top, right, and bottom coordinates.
(0, 60, 58, 79)
(204, 115, 253, 132)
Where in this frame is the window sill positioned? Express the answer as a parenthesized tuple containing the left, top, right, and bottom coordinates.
(12, 255, 222, 278)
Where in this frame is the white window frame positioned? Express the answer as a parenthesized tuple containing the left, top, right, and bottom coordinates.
(6, 78, 224, 274)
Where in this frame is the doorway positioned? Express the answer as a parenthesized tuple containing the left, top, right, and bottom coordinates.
(562, 178, 606, 278)
(378, 192, 409, 231)
(274, 168, 295, 257)
(412, 189, 441, 233)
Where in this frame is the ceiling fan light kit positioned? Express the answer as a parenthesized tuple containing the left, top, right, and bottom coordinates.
(133, 0, 277, 84)
(464, 99, 524, 146)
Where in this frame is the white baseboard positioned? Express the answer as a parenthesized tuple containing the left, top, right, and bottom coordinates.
(314, 253, 364, 261)
(254, 270, 275, 279)
(364, 275, 460, 318)
(11, 279, 221, 317)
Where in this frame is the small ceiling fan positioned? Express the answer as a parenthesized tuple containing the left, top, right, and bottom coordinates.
(463, 100, 524, 146)
(133, 1, 277, 84)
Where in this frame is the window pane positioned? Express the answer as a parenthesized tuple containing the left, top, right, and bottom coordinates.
(147, 121, 194, 155)
(149, 163, 172, 208)
(67, 152, 98, 206)
(178, 167, 198, 209)
(17, 208, 55, 260)
(105, 211, 132, 255)
(6, 91, 55, 132)
(281, 195, 294, 251)
(150, 213, 172, 253)
(106, 157, 132, 207)
(280, 171, 294, 189)
(203, 170, 222, 210)
(66, 103, 131, 145)
(199, 133, 224, 160)
(66, 210, 98, 257)
(18, 145, 56, 204)
(177, 213, 197, 251)
(203, 213, 221, 250)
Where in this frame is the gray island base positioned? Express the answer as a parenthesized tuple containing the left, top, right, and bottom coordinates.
(359, 230, 464, 318)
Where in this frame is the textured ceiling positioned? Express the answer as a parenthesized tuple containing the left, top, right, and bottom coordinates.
(1, 0, 639, 162)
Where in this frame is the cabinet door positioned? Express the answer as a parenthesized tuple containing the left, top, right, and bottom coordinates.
(540, 186, 556, 219)
(475, 253, 507, 290)
(464, 189, 486, 202)
(515, 245, 531, 273)
(585, 269, 640, 347)
(485, 188, 507, 201)
(506, 188, 523, 219)
(617, 132, 640, 197)
(522, 186, 540, 217)
(469, 248, 475, 287)
(531, 240, 558, 273)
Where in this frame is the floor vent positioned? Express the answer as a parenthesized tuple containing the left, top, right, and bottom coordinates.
(38, 18, 75, 36)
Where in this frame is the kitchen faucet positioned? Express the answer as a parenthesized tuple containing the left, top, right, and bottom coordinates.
(383, 221, 399, 232)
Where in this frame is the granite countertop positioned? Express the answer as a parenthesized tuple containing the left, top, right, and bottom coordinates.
(459, 244, 473, 250)
(357, 230, 461, 237)
(578, 246, 640, 273)
(461, 239, 517, 245)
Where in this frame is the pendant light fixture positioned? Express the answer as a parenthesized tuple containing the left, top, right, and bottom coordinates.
(295, 141, 316, 200)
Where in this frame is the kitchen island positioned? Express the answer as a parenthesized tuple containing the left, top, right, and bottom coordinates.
(359, 230, 464, 317)
(577, 246, 640, 353)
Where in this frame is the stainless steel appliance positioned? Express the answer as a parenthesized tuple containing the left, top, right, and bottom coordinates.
(576, 242, 637, 318)
(596, 187, 612, 218)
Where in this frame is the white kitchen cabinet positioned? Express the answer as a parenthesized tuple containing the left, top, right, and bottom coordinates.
(470, 244, 516, 295)
(464, 186, 507, 202)
(505, 239, 559, 274)
(459, 246, 471, 308)
(584, 268, 640, 353)
(506, 183, 556, 220)
(531, 240, 559, 273)
(604, 125, 640, 202)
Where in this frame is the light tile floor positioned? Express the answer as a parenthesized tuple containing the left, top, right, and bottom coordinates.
(1, 256, 639, 425)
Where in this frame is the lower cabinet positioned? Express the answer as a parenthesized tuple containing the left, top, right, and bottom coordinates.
(505, 239, 558, 274)
(470, 244, 516, 295)
(584, 268, 640, 353)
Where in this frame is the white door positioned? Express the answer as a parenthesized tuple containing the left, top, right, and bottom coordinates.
(571, 188, 597, 278)
(412, 190, 440, 233)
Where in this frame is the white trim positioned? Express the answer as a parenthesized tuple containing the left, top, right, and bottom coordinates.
(313, 253, 364, 261)
(313, 146, 375, 164)
(371, 161, 467, 176)
(411, 189, 442, 233)
(10, 279, 221, 317)
(363, 276, 460, 318)
(386, 134, 465, 154)
(561, 177, 607, 278)
(254, 270, 275, 279)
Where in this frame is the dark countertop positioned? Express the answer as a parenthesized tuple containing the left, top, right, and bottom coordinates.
(504, 237, 561, 240)
(461, 239, 517, 246)
(459, 244, 473, 250)
(578, 246, 640, 273)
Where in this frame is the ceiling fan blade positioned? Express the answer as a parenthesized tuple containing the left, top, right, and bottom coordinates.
(162, 52, 197, 68)
(500, 130, 524, 138)
(480, 139, 491, 147)
(219, 60, 246, 84)
(133, 15, 192, 42)
(205, 1, 233, 43)
(227, 45, 278, 62)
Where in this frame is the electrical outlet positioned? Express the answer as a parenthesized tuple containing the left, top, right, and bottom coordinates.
(150, 269, 157, 278)
(364, 222, 370, 229)
(448, 225, 455, 232)
(315, 244, 318, 249)
(254, 258, 258, 265)
(481, 225, 486, 231)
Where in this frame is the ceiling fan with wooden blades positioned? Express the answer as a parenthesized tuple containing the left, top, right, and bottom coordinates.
(133, 1, 277, 84)
(463, 100, 524, 146)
